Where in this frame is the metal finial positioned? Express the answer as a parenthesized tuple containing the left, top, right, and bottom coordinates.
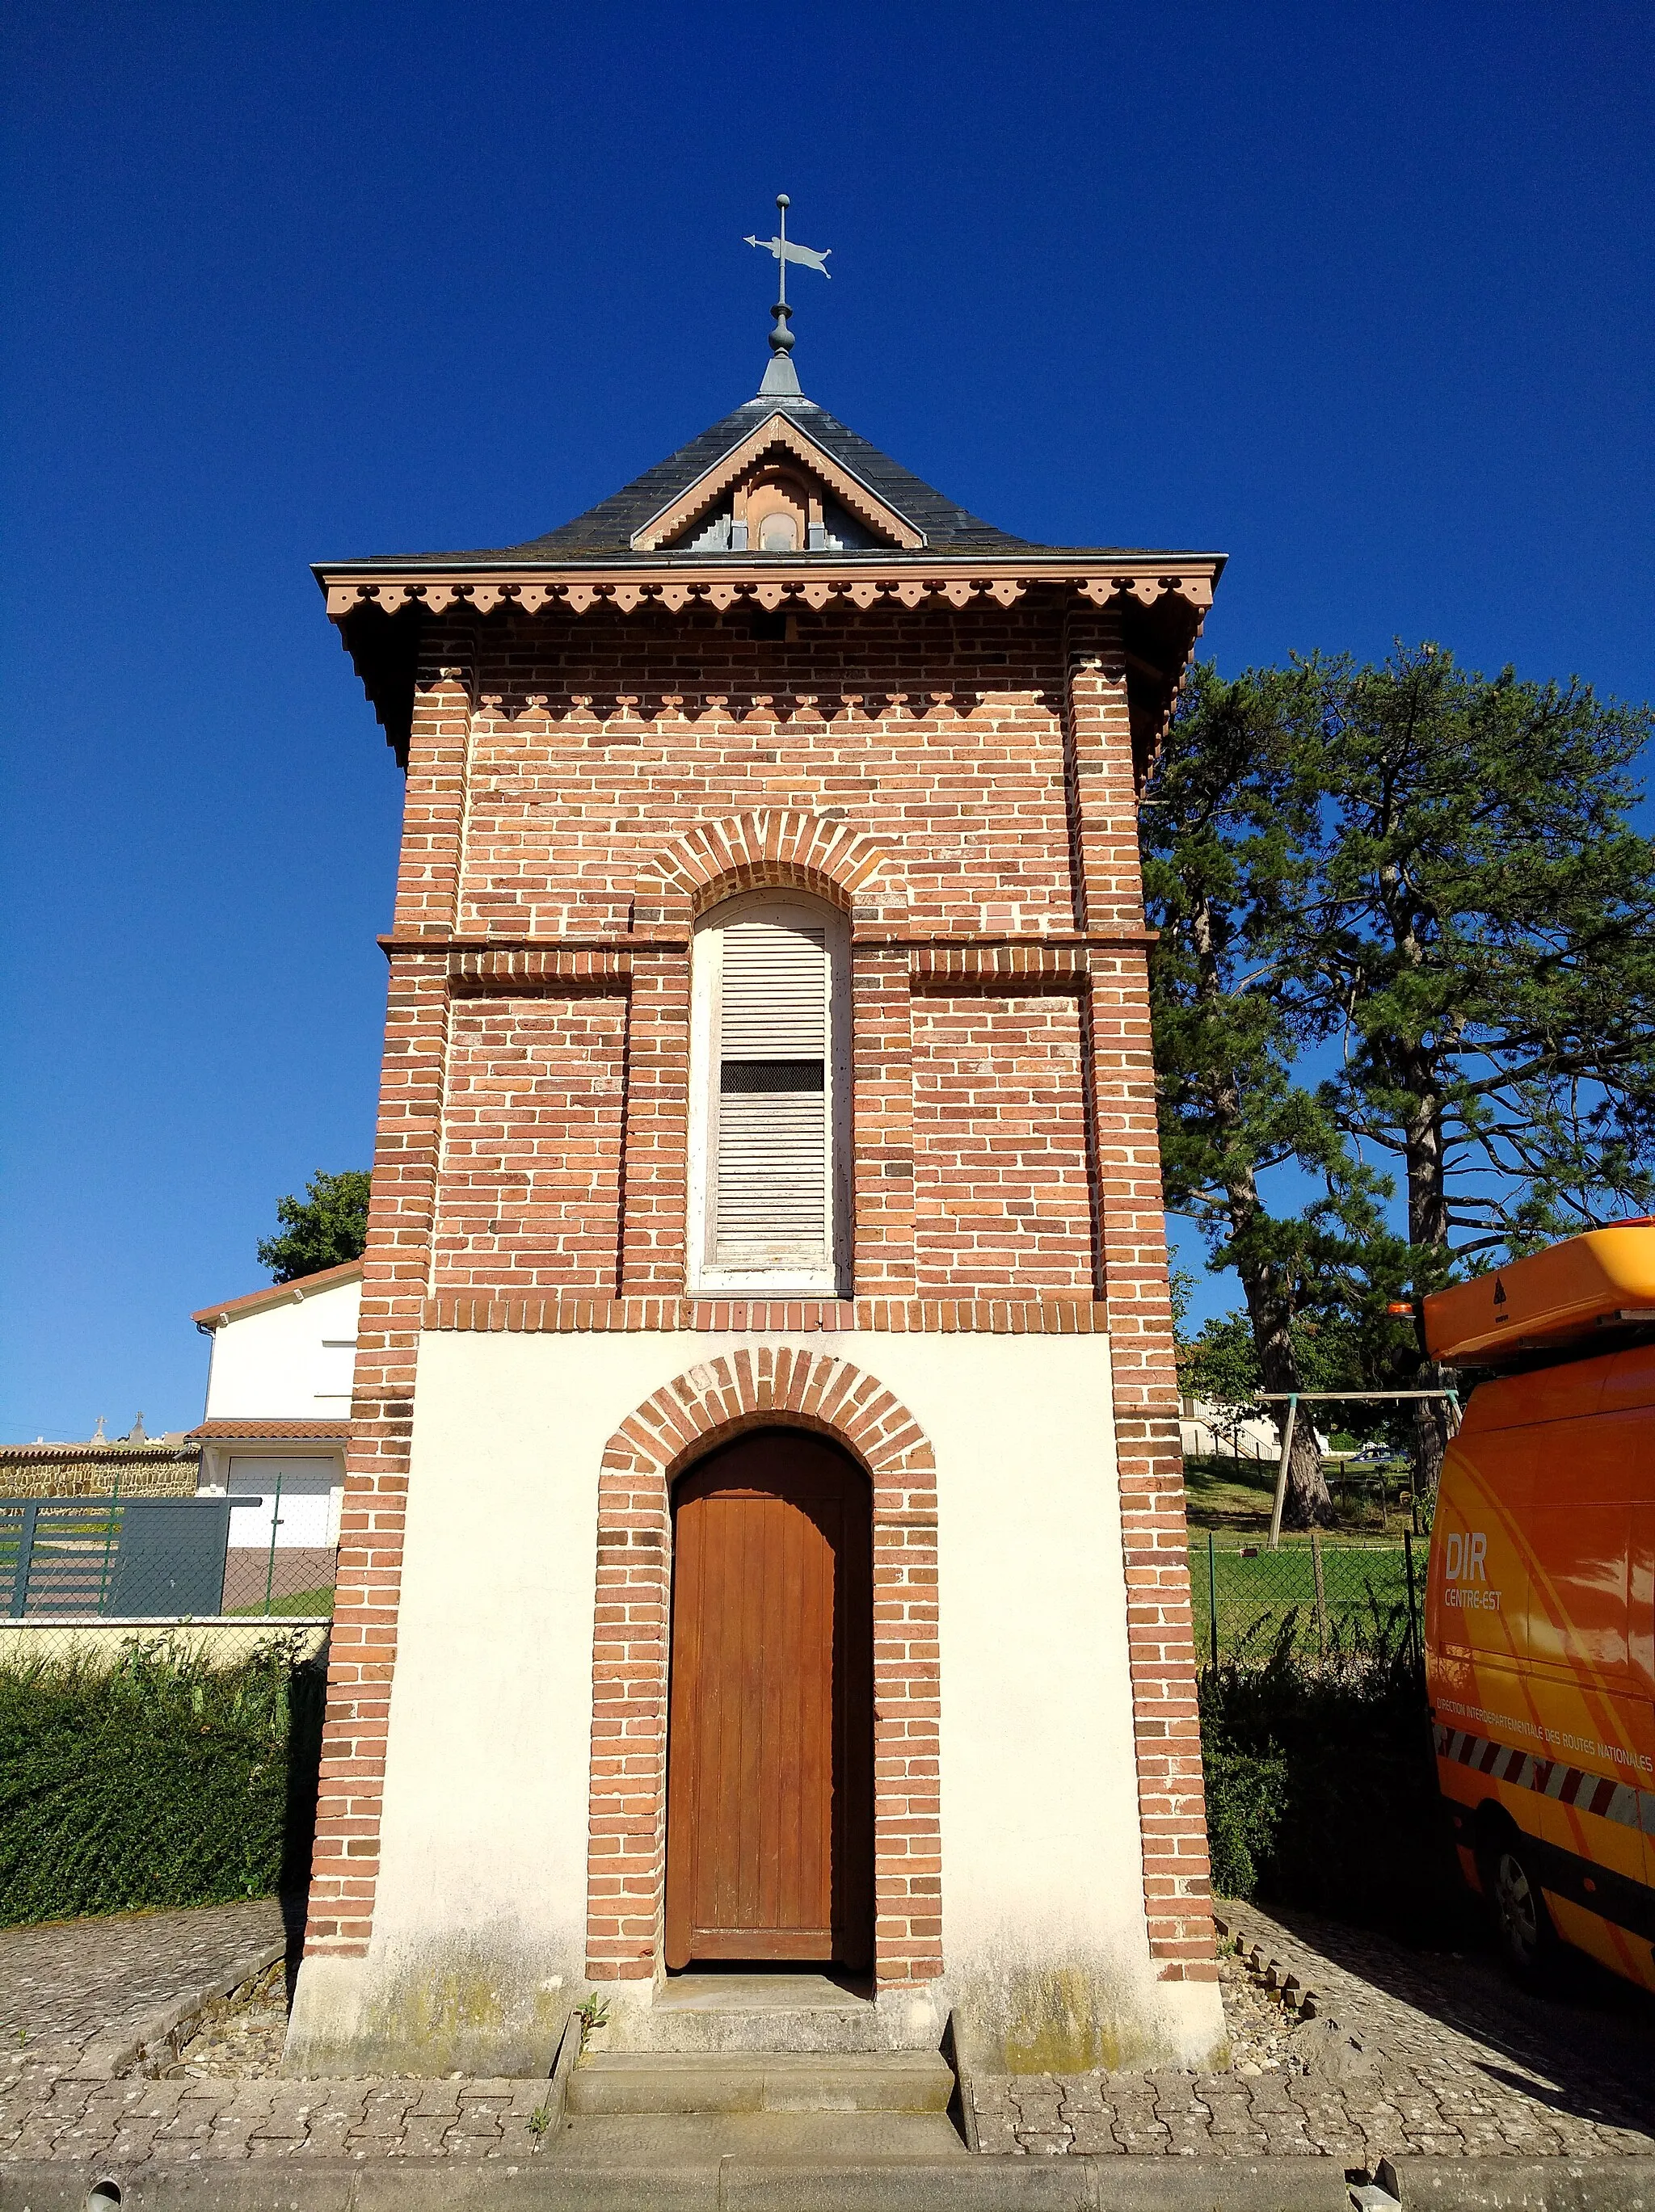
(743, 193, 831, 398)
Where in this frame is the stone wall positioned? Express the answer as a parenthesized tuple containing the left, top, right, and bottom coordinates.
(0, 1445, 199, 1500)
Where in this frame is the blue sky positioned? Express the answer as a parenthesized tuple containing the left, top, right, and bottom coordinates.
(2, 2, 1650, 1438)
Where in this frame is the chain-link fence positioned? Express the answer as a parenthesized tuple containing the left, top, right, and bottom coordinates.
(0, 1493, 335, 1668)
(1190, 1529, 1423, 1672)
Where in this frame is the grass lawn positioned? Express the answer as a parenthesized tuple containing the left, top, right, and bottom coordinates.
(224, 1586, 335, 1619)
(1190, 1535, 1417, 1665)
(1181, 1454, 1280, 1531)
(1182, 1453, 1413, 1539)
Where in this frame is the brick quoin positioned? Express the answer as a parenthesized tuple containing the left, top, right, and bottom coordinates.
(584, 1349, 941, 1989)
(1069, 606, 1215, 1983)
(303, 588, 1217, 1983)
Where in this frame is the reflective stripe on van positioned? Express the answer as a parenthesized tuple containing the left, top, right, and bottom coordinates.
(1434, 1722, 1655, 1835)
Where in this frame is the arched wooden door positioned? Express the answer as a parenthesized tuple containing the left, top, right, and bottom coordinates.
(664, 1430, 874, 1970)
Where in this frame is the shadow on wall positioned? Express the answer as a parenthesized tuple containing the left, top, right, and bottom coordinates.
(280, 1655, 327, 1980)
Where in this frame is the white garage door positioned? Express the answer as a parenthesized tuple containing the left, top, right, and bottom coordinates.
(226, 1458, 340, 1548)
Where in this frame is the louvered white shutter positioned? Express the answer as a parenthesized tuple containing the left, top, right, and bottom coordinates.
(713, 919, 829, 1264)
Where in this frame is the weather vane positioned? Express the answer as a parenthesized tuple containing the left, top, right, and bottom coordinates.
(744, 194, 831, 396)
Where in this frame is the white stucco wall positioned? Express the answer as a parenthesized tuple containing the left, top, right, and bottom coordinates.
(202, 1275, 361, 1421)
(285, 1328, 1223, 2077)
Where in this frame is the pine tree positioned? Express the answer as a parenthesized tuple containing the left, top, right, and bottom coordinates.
(1287, 645, 1655, 1486)
(256, 1170, 373, 1284)
(1145, 667, 1390, 1527)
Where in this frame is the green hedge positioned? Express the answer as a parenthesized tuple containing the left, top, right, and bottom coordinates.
(2, 1622, 1463, 1941)
(1200, 1624, 1469, 1941)
(0, 1638, 324, 1927)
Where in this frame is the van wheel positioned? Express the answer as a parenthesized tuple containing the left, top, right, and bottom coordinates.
(1483, 1837, 1559, 1986)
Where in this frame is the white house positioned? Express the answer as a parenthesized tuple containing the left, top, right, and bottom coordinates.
(188, 1259, 360, 1611)
(1177, 1398, 1333, 1462)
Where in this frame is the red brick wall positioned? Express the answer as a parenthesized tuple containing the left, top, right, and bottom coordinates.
(433, 996, 627, 1294)
(303, 594, 1215, 1995)
(456, 605, 1072, 937)
(912, 993, 1094, 1294)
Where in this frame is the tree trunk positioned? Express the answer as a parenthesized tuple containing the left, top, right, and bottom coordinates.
(1187, 891, 1335, 1529)
(1397, 1073, 1453, 1503)
(1409, 1368, 1452, 1516)
(1238, 1264, 1334, 1529)
(1282, 1411, 1333, 1531)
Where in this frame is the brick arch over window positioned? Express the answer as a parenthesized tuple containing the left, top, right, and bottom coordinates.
(586, 1347, 941, 1987)
(635, 810, 906, 926)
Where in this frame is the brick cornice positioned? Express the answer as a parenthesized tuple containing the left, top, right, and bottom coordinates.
(377, 927, 1158, 959)
(423, 1295, 1107, 1334)
(322, 562, 1221, 622)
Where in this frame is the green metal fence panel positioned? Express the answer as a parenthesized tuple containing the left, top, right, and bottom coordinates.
(106, 1499, 236, 1617)
(0, 1495, 339, 1642)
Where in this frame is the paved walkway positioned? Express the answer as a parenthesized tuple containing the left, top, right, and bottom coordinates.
(974, 1904, 1655, 2161)
(3, 1896, 1655, 2171)
(0, 1899, 288, 2071)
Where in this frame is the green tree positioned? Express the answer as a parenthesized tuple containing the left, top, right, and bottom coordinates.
(1288, 646, 1655, 1486)
(1146, 666, 1391, 1526)
(256, 1170, 372, 1283)
(1180, 1311, 1261, 1411)
(1180, 1306, 1406, 1454)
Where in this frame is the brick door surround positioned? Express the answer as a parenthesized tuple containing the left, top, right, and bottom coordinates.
(586, 1347, 941, 1988)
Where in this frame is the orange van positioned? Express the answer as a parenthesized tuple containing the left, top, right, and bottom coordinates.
(1423, 1223, 1655, 1989)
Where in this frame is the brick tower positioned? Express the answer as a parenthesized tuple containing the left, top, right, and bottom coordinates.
(285, 269, 1227, 2080)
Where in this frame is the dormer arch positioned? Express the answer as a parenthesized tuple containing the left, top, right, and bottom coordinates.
(630, 410, 926, 554)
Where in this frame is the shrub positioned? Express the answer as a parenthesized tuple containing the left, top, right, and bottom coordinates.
(0, 1636, 324, 1928)
(1200, 1614, 1468, 1940)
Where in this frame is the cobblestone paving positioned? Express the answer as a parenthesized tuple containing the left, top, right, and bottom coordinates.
(1240, 1899, 1655, 2110)
(0, 2068, 562, 2167)
(973, 1904, 1655, 2160)
(162, 1963, 288, 2080)
(0, 1900, 287, 2062)
(6, 1898, 1655, 2168)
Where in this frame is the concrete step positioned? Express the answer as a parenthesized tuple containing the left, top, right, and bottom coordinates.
(606, 1972, 892, 2054)
(554, 2110, 970, 2164)
(568, 2049, 956, 2117)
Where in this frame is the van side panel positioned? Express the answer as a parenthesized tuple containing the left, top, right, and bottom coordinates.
(1426, 1370, 1655, 1994)
(1428, 1427, 1537, 1857)
(1521, 1411, 1653, 1985)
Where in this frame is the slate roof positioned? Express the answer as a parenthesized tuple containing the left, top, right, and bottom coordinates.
(336, 393, 1107, 570)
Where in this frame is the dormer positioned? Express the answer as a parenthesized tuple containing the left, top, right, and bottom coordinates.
(630, 410, 926, 555)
